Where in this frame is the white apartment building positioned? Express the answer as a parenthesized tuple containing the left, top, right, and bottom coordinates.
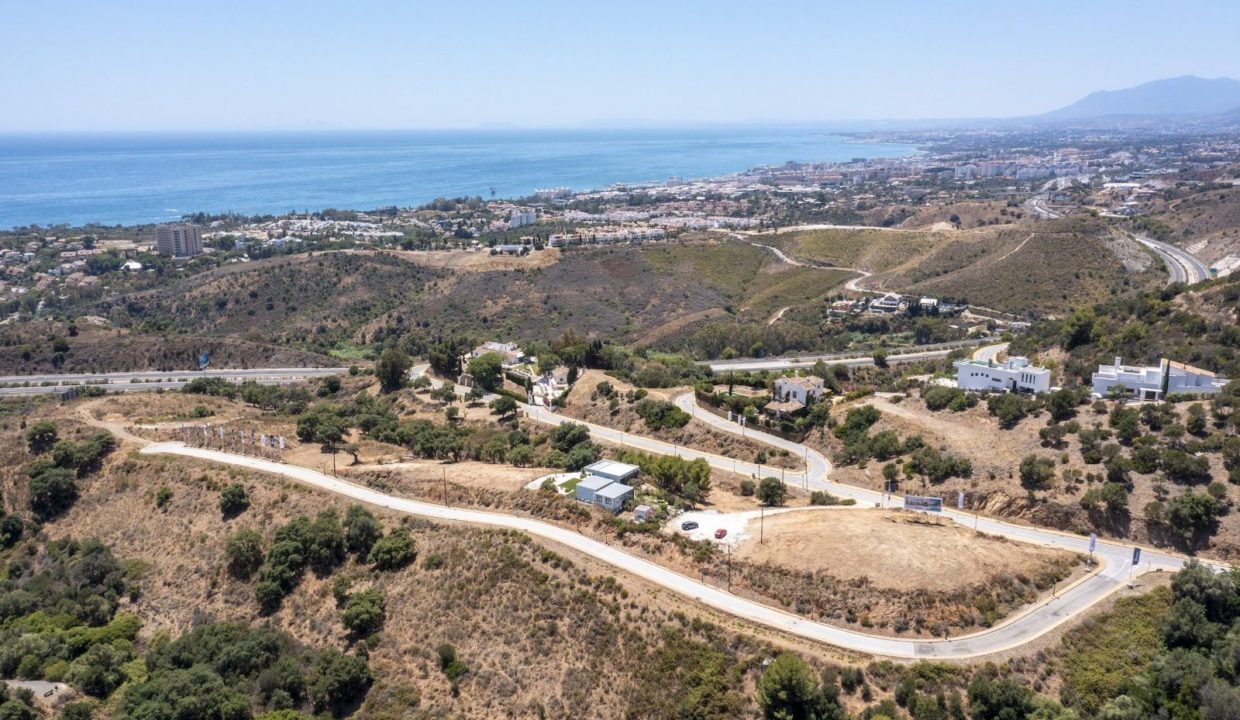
(509, 209, 536, 228)
(155, 224, 203, 257)
(953, 356, 1052, 394)
(1091, 357, 1228, 401)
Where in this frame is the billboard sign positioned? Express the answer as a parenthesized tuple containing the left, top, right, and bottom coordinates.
(904, 495, 943, 512)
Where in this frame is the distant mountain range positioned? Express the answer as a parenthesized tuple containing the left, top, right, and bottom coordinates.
(1043, 75, 1240, 119)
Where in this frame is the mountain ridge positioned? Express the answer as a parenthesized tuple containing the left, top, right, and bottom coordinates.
(1043, 75, 1240, 119)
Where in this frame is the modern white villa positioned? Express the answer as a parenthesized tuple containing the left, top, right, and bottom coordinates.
(1091, 357, 1229, 400)
(953, 356, 1052, 394)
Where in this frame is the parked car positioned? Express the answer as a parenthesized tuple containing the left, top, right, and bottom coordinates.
(680, 520, 699, 531)
(714, 528, 728, 539)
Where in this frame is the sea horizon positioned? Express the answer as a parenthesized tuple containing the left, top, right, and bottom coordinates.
(0, 127, 919, 229)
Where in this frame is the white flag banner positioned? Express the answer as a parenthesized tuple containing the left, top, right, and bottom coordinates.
(957, 490, 964, 509)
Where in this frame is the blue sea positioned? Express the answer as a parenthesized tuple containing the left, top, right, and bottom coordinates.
(0, 128, 917, 229)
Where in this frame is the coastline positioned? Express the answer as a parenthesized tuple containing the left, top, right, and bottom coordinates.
(0, 128, 919, 229)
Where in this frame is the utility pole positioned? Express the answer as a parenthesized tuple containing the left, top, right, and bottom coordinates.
(443, 467, 448, 506)
(760, 504, 765, 545)
(726, 543, 732, 590)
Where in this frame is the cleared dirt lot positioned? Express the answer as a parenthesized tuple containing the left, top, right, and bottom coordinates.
(733, 508, 1079, 594)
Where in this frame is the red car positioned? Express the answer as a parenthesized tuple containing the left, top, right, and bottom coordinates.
(714, 528, 728, 540)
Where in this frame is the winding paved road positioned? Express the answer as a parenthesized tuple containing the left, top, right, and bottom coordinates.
(136, 366, 1228, 659)
(1026, 194, 1207, 286)
(1133, 235, 1210, 285)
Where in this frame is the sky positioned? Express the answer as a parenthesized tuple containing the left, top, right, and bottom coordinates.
(2, 0, 1239, 132)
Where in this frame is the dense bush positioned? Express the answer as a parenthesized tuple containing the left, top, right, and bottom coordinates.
(921, 385, 976, 412)
(617, 451, 711, 505)
(341, 589, 386, 637)
(1019, 455, 1056, 490)
(634, 399, 691, 431)
(219, 484, 251, 517)
(368, 528, 415, 571)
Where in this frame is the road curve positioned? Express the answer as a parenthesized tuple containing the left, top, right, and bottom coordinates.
(1134, 235, 1209, 285)
(139, 439, 1171, 659)
(130, 361, 1227, 658)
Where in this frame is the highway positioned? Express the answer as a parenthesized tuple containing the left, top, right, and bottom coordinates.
(705, 339, 993, 373)
(1026, 194, 1208, 286)
(1133, 234, 1210, 285)
(0, 367, 348, 396)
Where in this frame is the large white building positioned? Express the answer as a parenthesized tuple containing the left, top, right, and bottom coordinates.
(155, 224, 203, 258)
(953, 356, 1052, 394)
(1091, 357, 1228, 401)
(509, 209, 536, 228)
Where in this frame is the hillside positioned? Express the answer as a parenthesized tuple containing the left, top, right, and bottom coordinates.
(0, 320, 338, 374)
(1043, 75, 1240, 119)
(1011, 272, 1240, 384)
(771, 219, 1160, 317)
(1133, 184, 1240, 265)
(78, 240, 861, 361)
(0, 416, 775, 718)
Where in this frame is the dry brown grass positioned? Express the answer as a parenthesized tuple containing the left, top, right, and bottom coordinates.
(0, 419, 771, 718)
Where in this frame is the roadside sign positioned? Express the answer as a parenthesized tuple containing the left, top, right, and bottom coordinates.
(957, 490, 964, 509)
(1088, 533, 1097, 553)
(1132, 547, 1141, 565)
(904, 495, 943, 512)
(198, 351, 211, 370)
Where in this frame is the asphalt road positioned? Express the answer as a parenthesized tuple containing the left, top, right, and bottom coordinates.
(123, 353, 1225, 658)
(0, 367, 348, 396)
(705, 339, 992, 373)
(1026, 193, 1208, 286)
(1134, 234, 1210, 285)
(972, 342, 1010, 362)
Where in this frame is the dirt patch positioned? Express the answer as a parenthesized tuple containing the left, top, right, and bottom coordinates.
(734, 508, 1077, 594)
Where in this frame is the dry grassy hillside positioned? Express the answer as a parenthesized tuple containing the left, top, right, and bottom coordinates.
(1137, 185, 1240, 263)
(898, 201, 1027, 230)
(0, 421, 772, 719)
(113, 251, 442, 351)
(774, 219, 1160, 317)
(823, 394, 1240, 561)
(769, 227, 947, 272)
(889, 222, 1159, 316)
(0, 320, 339, 374)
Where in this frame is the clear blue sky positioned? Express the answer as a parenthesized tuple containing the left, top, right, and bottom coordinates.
(3, 0, 1238, 131)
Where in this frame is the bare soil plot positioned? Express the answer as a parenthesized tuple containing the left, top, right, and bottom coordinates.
(733, 509, 1076, 594)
